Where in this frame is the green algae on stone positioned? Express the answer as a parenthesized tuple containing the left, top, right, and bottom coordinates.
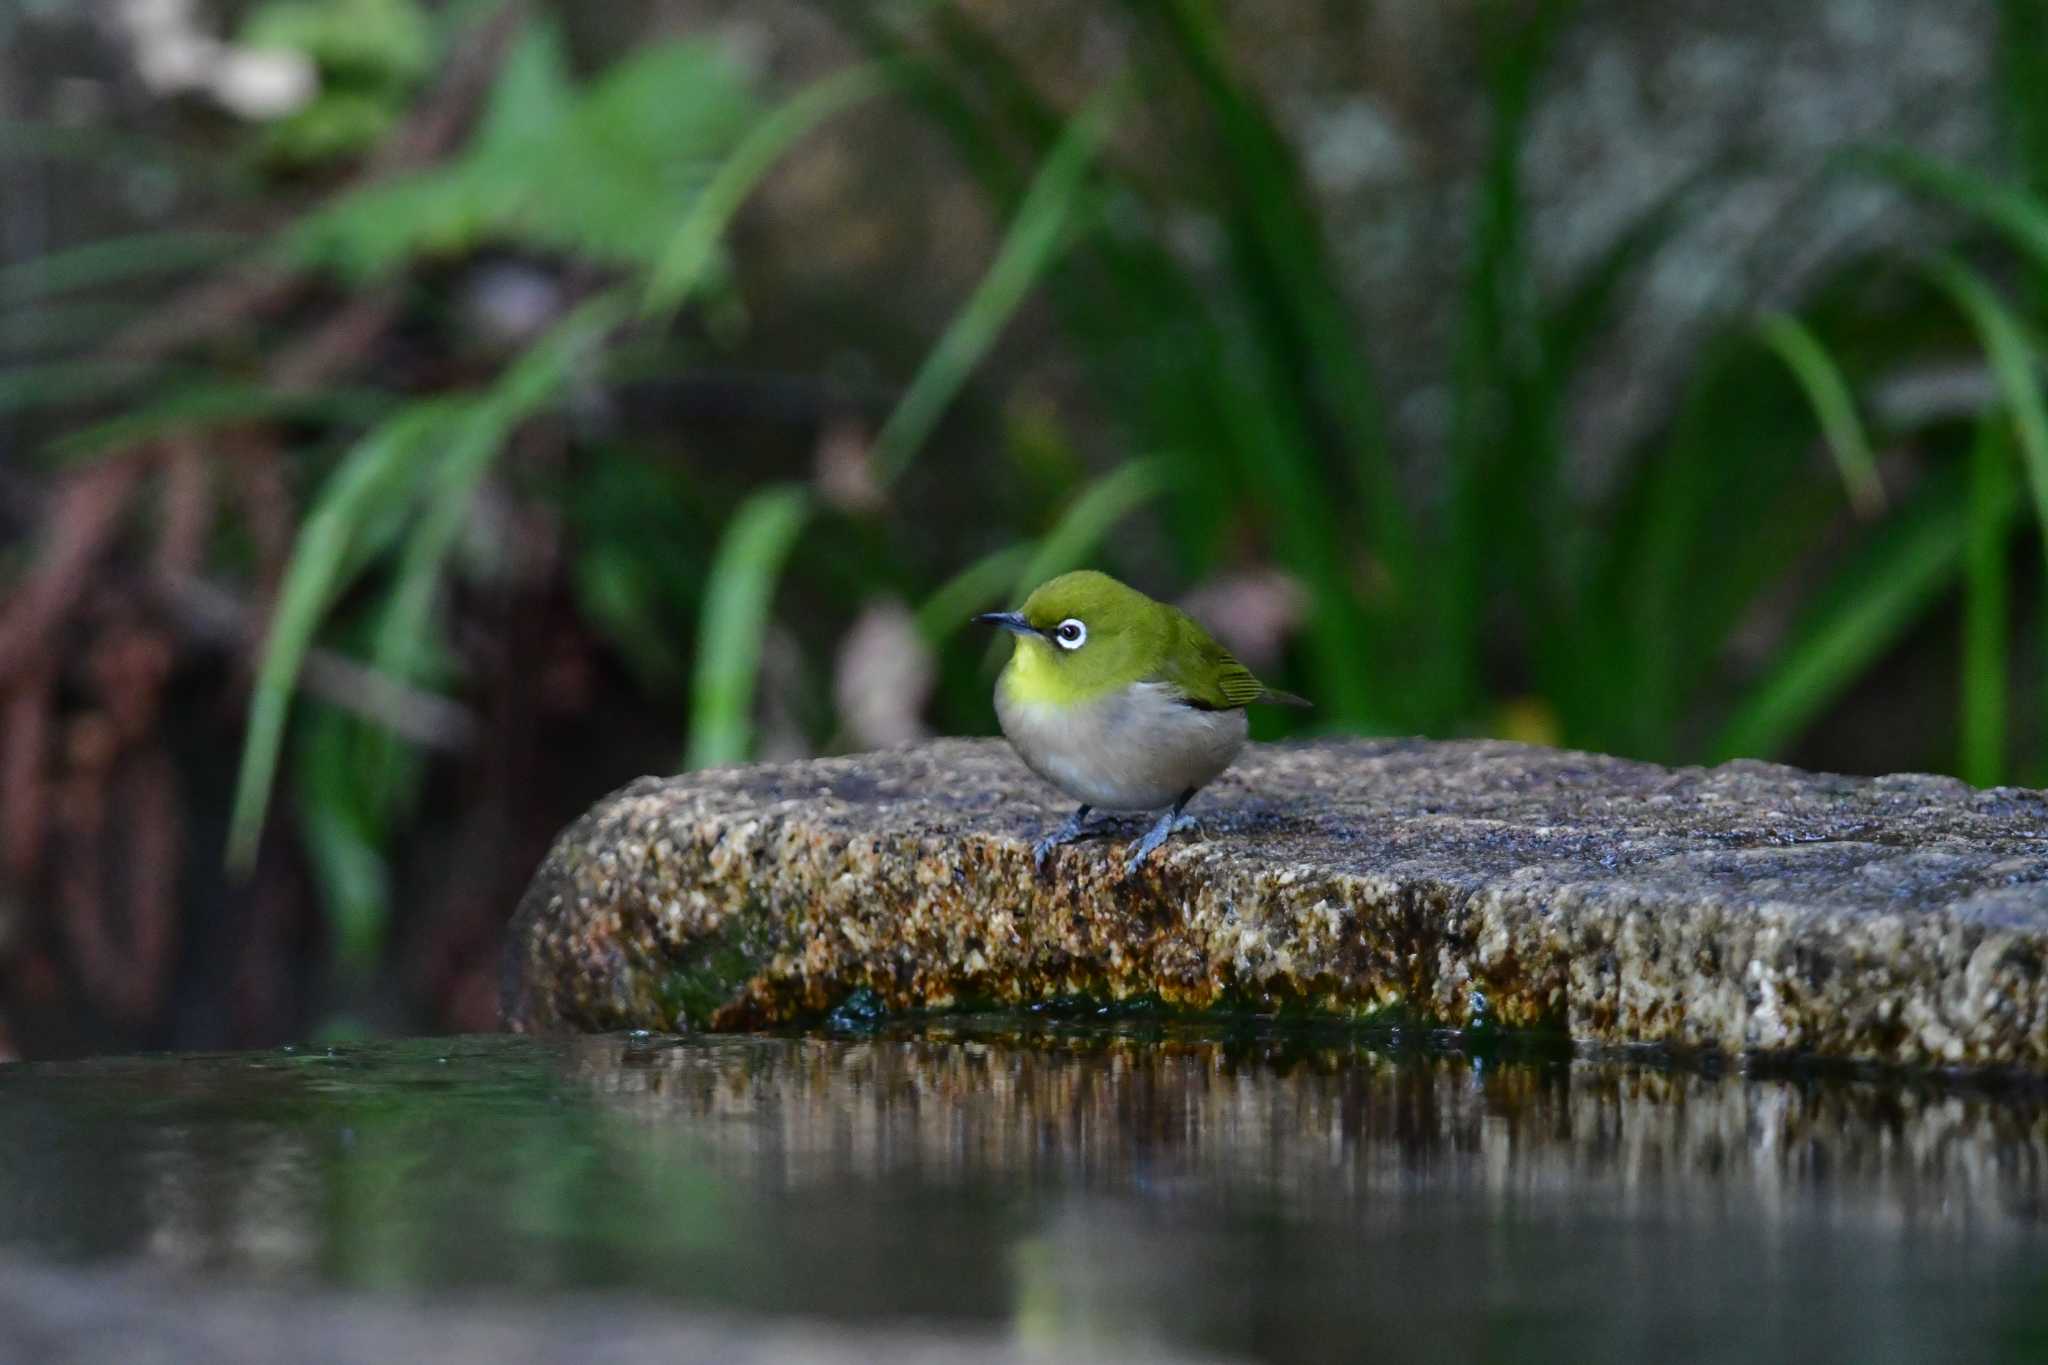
(655, 906, 773, 1030)
(503, 738, 2048, 1070)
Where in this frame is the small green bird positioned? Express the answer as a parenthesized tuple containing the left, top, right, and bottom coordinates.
(975, 570, 1307, 876)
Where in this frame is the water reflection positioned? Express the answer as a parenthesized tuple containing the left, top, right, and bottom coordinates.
(570, 1024, 2047, 1233)
(0, 1025, 2043, 1363)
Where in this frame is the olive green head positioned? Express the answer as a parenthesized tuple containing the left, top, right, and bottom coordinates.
(973, 570, 1169, 702)
(974, 569, 1306, 712)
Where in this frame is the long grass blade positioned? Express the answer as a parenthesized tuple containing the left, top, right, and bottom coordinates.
(1863, 147, 2048, 276)
(868, 88, 1117, 487)
(958, 458, 1170, 674)
(1441, 0, 1567, 722)
(294, 705, 397, 979)
(226, 399, 460, 868)
(1543, 171, 1705, 385)
(685, 484, 813, 769)
(0, 298, 150, 357)
(359, 293, 629, 795)
(834, 6, 1283, 589)
(1011, 457, 1167, 592)
(645, 64, 891, 315)
(351, 395, 501, 801)
(1963, 419, 2013, 785)
(1926, 253, 2048, 570)
(1756, 311, 1886, 516)
(915, 542, 1036, 643)
(1713, 475, 2001, 761)
(0, 121, 252, 189)
(1142, 0, 1408, 578)
(0, 230, 242, 305)
(0, 361, 155, 418)
(51, 382, 392, 464)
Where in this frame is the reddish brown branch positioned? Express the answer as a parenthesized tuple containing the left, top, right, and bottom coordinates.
(152, 439, 214, 583)
(369, 2, 531, 176)
(267, 287, 406, 392)
(116, 745, 182, 1022)
(99, 268, 302, 367)
(53, 715, 115, 1019)
(228, 435, 295, 594)
(0, 669, 52, 882)
(161, 576, 481, 750)
(0, 460, 144, 690)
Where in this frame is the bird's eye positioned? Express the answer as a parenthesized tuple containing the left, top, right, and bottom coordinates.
(1054, 618, 1087, 650)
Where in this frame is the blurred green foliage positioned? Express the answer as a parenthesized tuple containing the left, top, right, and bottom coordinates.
(242, 0, 435, 164)
(288, 27, 761, 275)
(8, 0, 2048, 1004)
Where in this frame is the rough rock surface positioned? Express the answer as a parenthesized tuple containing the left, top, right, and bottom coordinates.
(503, 738, 2048, 1068)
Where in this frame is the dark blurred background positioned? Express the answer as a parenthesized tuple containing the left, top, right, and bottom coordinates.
(0, 0, 2040, 1060)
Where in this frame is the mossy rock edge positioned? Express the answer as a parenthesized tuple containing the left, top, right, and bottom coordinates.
(503, 737, 2048, 1070)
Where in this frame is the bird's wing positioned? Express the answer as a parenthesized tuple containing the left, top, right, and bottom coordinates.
(1153, 609, 1273, 711)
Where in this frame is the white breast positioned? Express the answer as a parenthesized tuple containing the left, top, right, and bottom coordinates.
(995, 680, 1248, 811)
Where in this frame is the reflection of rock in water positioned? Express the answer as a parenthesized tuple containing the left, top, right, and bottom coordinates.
(565, 1027, 2048, 1233)
(3, 1033, 2043, 1360)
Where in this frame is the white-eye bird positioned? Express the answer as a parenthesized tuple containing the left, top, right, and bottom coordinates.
(975, 570, 1308, 876)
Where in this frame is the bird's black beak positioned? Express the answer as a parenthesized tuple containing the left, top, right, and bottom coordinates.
(973, 611, 1036, 637)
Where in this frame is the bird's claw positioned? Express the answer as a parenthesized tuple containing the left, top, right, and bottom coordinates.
(1120, 811, 1202, 880)
(1033, 806, 1094, 874)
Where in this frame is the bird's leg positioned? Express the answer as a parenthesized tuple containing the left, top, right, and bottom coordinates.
(1122, 789, 1199, 878)
(1034, 804, 1093, 871)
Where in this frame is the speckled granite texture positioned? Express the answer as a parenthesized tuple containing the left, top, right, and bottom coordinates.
(502, 738, 2048, 1068)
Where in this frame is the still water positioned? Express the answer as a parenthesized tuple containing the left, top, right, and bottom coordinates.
(1, 1019, 2044, 1362)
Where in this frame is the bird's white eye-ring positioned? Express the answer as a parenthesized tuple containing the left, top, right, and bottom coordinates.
(1054, 618, 1087, 650)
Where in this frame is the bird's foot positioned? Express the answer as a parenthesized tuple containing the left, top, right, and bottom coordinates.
(1121, 808, 1201, 879)
(1033, 805, 1094, 873)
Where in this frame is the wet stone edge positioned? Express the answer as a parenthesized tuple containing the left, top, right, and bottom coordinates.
(501, 738, 2048, 1072)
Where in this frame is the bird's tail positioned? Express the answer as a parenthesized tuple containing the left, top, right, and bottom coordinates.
(1258, 687, 1312, 709)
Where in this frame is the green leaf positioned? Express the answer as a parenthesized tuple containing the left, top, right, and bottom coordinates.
(471, 19, 578, 156)
(1440, 0, 1567, 723)
(1963, 419, 2014, 785)
(1713, 475, 2004, 761)
(0, 230, 243, 304)
(868, 88, 1117, 487)
(294, 703, 399, 979)
(1142, 0, 1408, 580)
(1755, 311, 1886, 516)
(0, 297, 149, 357)
(562, 446, 716, 687)
(226, 398, 461, 869)
(574, 544, 692, 687)
(685, 484, 812, 769)
(357, 293, 627, 798)
(1861, 146, 2048, 276)
(915, 543, 1036, 644)
(1012, 458, 1168, 593)
(1926, 253, 2048, 571)
(0, 361, 157, 420)
(960, 459, 1170, 674)
(241, 0, 436, 89)
(287, 36, 759, 281)
(0, 121, 253, 190)
(646, 64, 891, 315)
(832, 6, 1390, 724)
(1542, 174, 1700, 385)
(50, 382, 392, 463)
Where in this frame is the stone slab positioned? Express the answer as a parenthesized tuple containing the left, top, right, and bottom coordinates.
(502, 738, 2048, 1068)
